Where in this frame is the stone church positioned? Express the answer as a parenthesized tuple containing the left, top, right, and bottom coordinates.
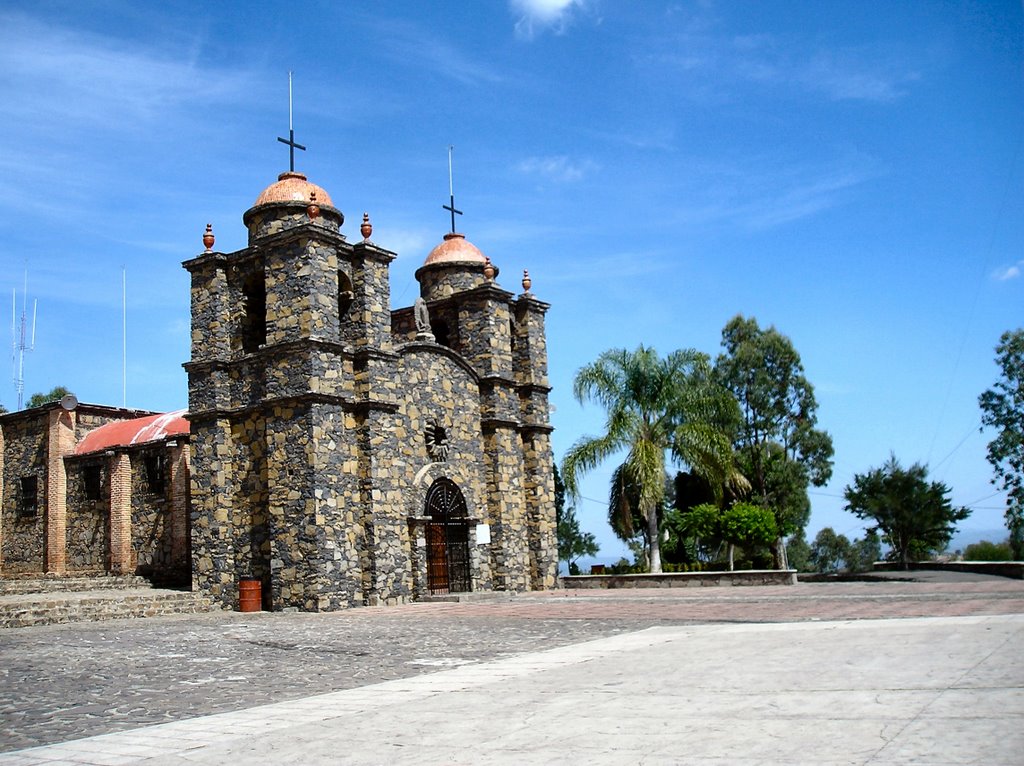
(0, 168, 559, 611)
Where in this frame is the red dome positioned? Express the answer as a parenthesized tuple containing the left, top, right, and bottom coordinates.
(253, 172, 333, 207)
(424, 232, 488, 266)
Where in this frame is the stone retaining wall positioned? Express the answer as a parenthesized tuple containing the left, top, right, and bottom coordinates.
(874, 561, 1024, 580)
(561, 570, 798, 589)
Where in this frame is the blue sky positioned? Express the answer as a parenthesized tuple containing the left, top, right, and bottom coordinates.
(1, 0, 1021, 559)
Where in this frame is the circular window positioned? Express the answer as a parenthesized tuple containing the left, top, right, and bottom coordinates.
(425, 421, 449, 461)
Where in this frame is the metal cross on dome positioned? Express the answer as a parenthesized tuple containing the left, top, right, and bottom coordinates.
(442, 145, 463, 233)
(277, 72, 306, 172)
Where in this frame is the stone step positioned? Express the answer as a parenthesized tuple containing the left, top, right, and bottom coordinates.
(0, 588, 218, 629)
(0, 574, 152, 595)
(418, 591, 519, 604)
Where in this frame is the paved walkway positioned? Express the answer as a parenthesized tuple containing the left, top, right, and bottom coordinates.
(1, 573, 1022, 764)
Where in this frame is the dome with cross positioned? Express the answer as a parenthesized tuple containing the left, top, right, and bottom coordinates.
(253, 171, 333, 207)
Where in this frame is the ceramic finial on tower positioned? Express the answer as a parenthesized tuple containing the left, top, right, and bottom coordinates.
(484, 257, 495, 281)
(203, 223, 215, 253)
(307, 190, 320, 220)
(361, 212, 373, 241)
(522, 269, 532, 293)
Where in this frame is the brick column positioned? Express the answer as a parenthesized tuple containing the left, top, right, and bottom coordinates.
(44, 408, 75, 574)
(108, 452, 132, 574)
(168, 444, 190, 574)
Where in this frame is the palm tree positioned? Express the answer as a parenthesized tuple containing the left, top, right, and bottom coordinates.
(561, 346, 742, 573)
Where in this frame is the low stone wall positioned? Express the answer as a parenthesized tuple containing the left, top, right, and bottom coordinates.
(874, 561, 1024, 580)
(561, 570, 797, 589)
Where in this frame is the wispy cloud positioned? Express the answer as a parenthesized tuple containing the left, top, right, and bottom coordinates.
(0, 12, 254, 134)
(511, 0, 587, 40)
(544, 251, 673, 284)
(642, 14, 921, 104)
(370, 17, 504, 86)
(992, 261, 1023, 281)
(516, 155, 598, 183)
(675, 155, 882, 229)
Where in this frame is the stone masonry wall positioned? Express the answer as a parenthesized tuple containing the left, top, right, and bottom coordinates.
(395, 347, 490, 595)
(64, 459, 108, 572)
(0, 413, 48, 573)
(128, 447, 177, 580)
(188, 415, 237, 607)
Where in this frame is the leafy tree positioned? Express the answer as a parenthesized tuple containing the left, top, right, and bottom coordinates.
(962, 539, 1013, 562)
(562, 346, 741, 573)
(809, 527, 851, 573)
(669, 502, 725, 564)
(785, 529, 812, 572)
(844, 455, 970, 570)
(553, 462, 566, 523)
(978, 328, 1024, 558)
(715, 315, 834, 568)
(720, 501, 777, 570)
(26, 386, 73, 409)
(847, 530, 882, 573)
(557, 504, 599, 575)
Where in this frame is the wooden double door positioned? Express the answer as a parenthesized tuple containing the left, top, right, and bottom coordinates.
(424, 478, 471, 595)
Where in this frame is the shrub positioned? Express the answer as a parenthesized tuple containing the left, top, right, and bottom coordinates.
(963, 539, 1014, 561)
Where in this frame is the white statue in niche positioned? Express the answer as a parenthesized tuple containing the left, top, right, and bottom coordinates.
(414, 296, 435, 342)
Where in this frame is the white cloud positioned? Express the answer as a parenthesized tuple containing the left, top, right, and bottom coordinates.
(516, 155, 597, 183)
(511, 0, 586, 40)
(993, 261, 1023, 281)
(0, 12, 253, 134)
(372, 18, 505, 86)
(673, 155, 882, 229)
(644, 22, 921, 104)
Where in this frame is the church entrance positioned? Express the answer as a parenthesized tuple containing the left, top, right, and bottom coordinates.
(424, 478, 471, 595)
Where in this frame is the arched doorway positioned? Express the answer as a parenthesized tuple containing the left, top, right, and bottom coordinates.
(424, 478, 471, 594)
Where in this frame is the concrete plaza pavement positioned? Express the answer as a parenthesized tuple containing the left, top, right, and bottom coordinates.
(1, 573, 1022, 764)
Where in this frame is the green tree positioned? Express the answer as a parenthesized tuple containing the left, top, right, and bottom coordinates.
(809, 527, 851, 573)
(715, 315, 834, 568)
(844, 455, 970, 570)
(669, 502, 725, 564)
(785, 529, 812, 572)
(562, 346, 741, 573)
(26, 386, 73, 409)
(847, 530, 882, 573)
(557, 504, 599, 575)
(962, 539, 1013, 562)
(978, 328, 1024, 558)
(720, 501, 777, 570)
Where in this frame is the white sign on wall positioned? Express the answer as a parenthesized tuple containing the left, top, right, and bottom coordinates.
(475, 523, 491, 545)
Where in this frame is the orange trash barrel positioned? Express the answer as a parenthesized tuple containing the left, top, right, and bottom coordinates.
(238, 577, 262, 612)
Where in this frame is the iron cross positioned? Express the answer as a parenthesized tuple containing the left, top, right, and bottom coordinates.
(443, 145, 463, 233)
(277, 72, 306, 172)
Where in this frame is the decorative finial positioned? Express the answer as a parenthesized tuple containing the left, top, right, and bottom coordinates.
(360, 212, 373, 241)
(277, 71, 306, 172)
(522, 269, 532, 293)
(202, 223, 215, 253)
(307, 190, 320, 220)
(483, 257, 495, 281)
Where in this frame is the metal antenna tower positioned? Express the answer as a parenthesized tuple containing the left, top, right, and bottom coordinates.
(12, 272, 37, 410)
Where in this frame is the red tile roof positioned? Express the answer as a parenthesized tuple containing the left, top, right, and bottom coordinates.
(75, 409, 189, 455)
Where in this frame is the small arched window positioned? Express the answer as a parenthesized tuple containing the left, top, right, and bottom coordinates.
(338, 271, 354, 326)
(241, 271, 266, 353)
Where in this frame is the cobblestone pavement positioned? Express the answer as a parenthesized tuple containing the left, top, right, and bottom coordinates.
(2, 573, 1021, 753)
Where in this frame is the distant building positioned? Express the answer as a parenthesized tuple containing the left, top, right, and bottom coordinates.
(0, 170, 559, 611)
(0, 404, 190, 582)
